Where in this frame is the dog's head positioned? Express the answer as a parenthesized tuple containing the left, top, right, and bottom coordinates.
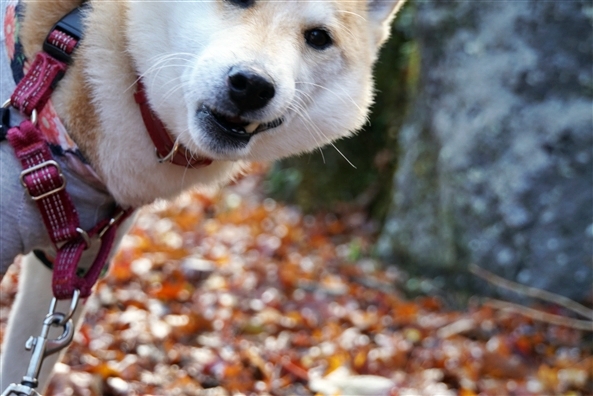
(127, 0, 405, 163)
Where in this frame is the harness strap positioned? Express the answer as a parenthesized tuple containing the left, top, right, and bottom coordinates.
(53, 207, 132, 299)
(7, 120, 78, 244)
(10, 52, 67, 117)
(7, 118, 132, 299)
(5, 3, 133, 300)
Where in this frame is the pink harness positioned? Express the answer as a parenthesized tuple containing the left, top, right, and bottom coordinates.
(5, 41, 131, 299)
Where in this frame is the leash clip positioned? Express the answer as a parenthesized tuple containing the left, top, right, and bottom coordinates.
(1, 291, 80, 396)
(1, 383, 41, 396)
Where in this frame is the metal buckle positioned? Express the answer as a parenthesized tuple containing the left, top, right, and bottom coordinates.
(2, 99, 38, 124)
(19, 160, 66, 201)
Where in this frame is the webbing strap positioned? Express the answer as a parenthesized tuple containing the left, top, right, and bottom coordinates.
(6, 119, 132, 299)
(52, 208, 132, 299)
(5, 5, 133, 299)
(7, 121, 79, 244)
(10, 52, 66, 117)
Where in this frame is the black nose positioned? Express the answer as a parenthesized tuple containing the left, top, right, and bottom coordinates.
(228, 67, 275, 112)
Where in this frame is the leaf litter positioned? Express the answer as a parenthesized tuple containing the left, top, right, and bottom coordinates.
(0, 165, 591, 396)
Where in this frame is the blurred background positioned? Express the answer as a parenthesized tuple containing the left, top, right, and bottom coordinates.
(1, 1, 591, 395)
(270, 0, 592, 305)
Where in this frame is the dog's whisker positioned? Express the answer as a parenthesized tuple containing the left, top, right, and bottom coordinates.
(335, 10, 367, 22)
(179, 129, 193, 188)
(125, 53, 196, 92)
(295, 81, 364, 113)
(127, 54, 187, 87)
(334, 20, 359, 43)
(161, 86, 184, 105)
(331, 142, 357, 169)
(291, 92, 355, 168)
(294, 88, 316, 107)
(145, 52, 195, 64)
(288, 103, 325, 160)
(295, 93, 355, 169)
(147, 60, 193, 89)
(156, 77, 187, 106)
(288, 98, 329, 164)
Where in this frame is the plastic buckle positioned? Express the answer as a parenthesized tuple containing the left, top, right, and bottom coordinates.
(42, 2, 89, 65)
(0, 107, 10, 139)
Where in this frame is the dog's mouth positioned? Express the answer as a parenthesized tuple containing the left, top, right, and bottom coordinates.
(200, 105, 283, 140)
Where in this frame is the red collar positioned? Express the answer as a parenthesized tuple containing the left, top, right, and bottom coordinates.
(134, 80, 212, 168)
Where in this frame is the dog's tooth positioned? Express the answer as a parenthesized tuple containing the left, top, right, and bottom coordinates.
(244, 122, 260, 134)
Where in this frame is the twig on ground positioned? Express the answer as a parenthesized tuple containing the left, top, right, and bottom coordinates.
(469, 264, 593, 319)
(483, 298, 593, 331)
(436, 318, 476, 338)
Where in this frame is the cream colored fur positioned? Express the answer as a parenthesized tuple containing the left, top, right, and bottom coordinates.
(1, 0, 404, 392)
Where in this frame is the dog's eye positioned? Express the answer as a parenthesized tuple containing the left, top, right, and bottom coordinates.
(226, 0, 255, 8)
(305, 28, 332, 50)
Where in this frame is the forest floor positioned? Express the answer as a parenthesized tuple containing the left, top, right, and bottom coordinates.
(1, 165, 591, 396)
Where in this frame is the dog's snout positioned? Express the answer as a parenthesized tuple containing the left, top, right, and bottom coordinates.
(228, 67, 275, 112)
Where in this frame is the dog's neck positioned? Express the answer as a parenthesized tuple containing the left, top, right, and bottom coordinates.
(20, 0, 239, 207)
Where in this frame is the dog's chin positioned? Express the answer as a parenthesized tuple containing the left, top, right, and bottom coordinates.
(189, 105, 283, 160)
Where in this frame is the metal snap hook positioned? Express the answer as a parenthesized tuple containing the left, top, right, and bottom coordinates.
(42, 313, 75, 356)
(1, 383, 42, 396)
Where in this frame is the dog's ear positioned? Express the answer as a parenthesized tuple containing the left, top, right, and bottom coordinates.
(368, 0, 406, 47)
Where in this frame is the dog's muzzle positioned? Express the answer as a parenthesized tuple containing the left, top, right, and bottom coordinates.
(195, 67, 284, 150)
(199, 105, 283, 140)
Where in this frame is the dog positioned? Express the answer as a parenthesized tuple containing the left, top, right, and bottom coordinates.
(0, 0, 405, 392)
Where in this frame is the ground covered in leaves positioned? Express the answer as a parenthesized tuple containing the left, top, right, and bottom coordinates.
(1, 167, 591, 396)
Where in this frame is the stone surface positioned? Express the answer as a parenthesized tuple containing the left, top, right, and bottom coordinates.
(377, 1, 593, 300)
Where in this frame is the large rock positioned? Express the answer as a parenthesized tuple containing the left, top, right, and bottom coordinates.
(377, 1, 592, 300)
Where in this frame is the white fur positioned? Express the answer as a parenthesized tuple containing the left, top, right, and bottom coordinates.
(1, 0, 404, 392)
(91, 0, 402, 206)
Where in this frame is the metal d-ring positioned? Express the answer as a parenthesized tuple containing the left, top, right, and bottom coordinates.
(98, 209, 125, 239)
(2, 98, 38, 125)
(76, 227, 92, 250)
(156, 137, 180, 163)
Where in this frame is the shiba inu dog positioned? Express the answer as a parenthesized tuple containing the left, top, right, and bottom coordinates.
(0, 0, 405, 392)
